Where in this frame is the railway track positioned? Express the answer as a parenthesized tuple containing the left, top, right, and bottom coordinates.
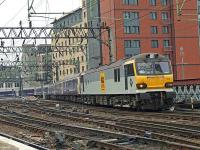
(24, 99, 200, 121)
(2, 99, 200, 149)
(4, 99, 200, 125)
(0, 108, 178, 150)
(31, 106, 200, 144)
(3, 101, 200, 149)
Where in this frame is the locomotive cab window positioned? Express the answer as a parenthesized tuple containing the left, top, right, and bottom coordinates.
(114, 68, 120, 82)
(136, 61, 171, 75)
(124, 63, 135, 76)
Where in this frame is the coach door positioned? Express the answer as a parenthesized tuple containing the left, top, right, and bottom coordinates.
(124, 63, 135, 91)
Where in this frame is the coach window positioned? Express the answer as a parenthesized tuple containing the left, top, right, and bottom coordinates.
(114, 68, 120, 82)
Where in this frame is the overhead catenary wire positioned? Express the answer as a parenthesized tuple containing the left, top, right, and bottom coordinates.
(1, 0, 198, 78)
(0, 0, 6, 6)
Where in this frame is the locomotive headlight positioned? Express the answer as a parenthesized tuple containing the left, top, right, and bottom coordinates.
(165, 82, 173, 88)
(136, 83, 147, 89)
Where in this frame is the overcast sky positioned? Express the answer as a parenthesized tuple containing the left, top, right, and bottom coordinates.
(0, 0, 81, 60)
(0, 0, 81, 27)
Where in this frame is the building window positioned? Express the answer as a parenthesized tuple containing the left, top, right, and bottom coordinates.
(150, 12, 157, 20)
(5, 83, 12, 88)
(162, 26, 169, 33)
(163, 40, 170, 48)
(0, 83, 3, 88)
(124, 12, 139, 34)
(124, 12, 139, 19)
(81, 56, 84, 62)
(84, 11, 86, 18)
(125, 40, 140, 48)
(124, 26, 140, 34)
(53, 53, 55, 59)
(161, 12, 168, 20)
(15, 82, 19, 87)
(124, 12, 130, 19)
(149, 0, 156, 6)
(114, 68, 120, 82)
(151, 40, 159, 48)
(123, 0, 138, 5)
(82, 66, 85, 72)
(151, 26, 158, 34)
(161, 0, 168, 6)
(125, 40, 140, 58)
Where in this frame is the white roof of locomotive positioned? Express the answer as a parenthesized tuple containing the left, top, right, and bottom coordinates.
(84, 53, 168, 75)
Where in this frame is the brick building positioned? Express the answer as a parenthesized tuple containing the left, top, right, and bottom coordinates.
(91, 0, 200, 81)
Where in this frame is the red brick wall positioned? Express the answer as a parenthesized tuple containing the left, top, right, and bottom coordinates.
(100, 0, 115, 65)
(172, 0, 200, 80)
(100, 0, 200, 80)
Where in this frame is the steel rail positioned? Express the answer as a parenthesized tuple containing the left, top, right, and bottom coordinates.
(10, 103, 200, 148)
(0, 112, 198, 150)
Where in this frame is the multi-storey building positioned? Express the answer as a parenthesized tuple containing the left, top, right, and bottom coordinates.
(35, 44, 53, 85)
(52, 7, 87, 83)
(85, 0, 103, 69)
(86, 0, 200, 82)
(21, 44, 40, 87)
(0, 66, 20, 91)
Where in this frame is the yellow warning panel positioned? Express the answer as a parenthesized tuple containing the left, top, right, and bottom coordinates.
(100, 72, 106, 93)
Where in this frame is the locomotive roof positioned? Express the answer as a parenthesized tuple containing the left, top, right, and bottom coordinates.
(133, 53, 169, 60)
(84, 53, 169, 74)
